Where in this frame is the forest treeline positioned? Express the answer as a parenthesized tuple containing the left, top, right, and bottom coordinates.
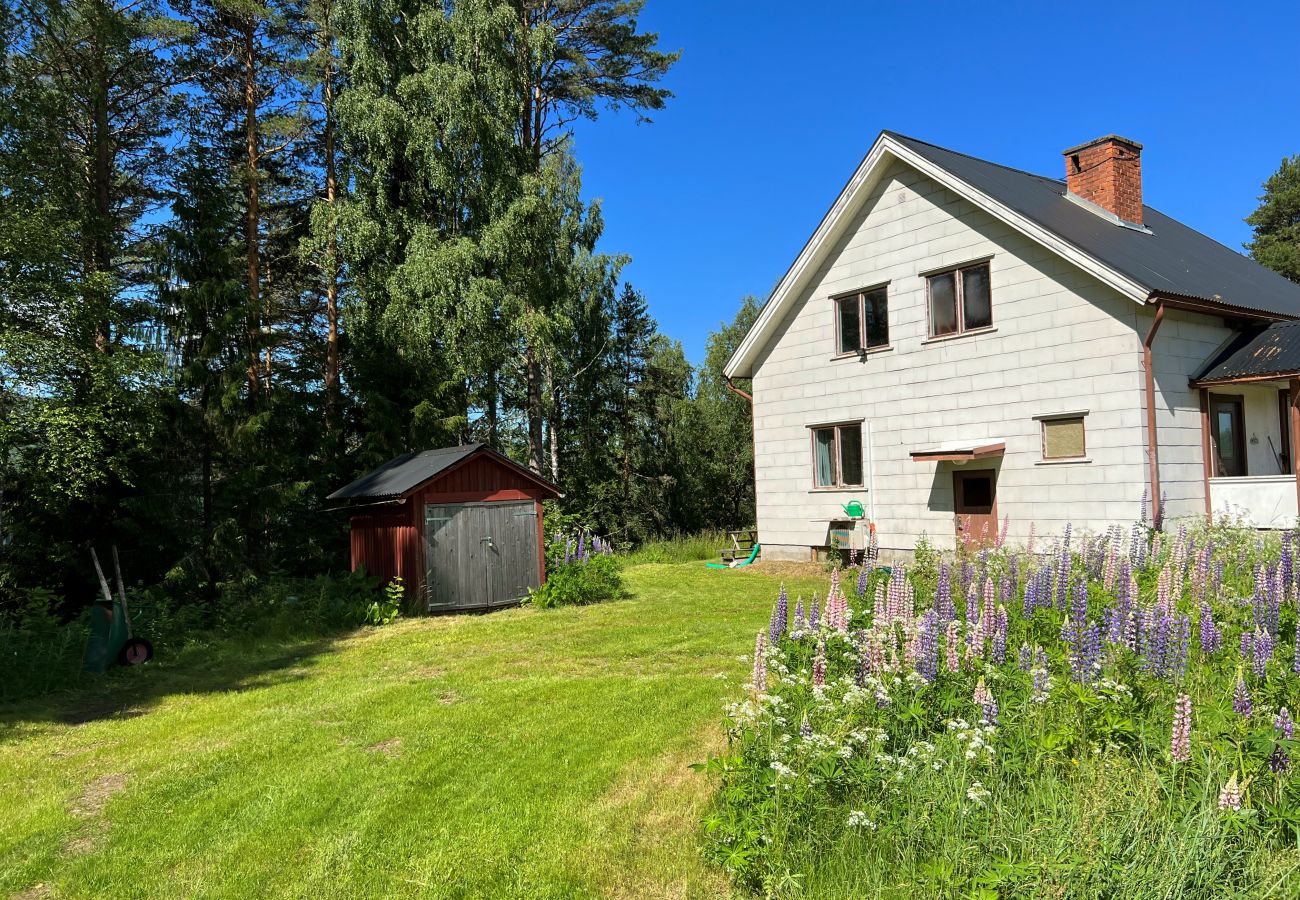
(0, 0, 757, 614)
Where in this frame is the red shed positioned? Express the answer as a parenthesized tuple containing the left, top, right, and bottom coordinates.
(327, 444, 562, 612)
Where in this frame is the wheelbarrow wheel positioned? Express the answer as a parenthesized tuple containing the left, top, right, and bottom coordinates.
(118, 637, 153, 666)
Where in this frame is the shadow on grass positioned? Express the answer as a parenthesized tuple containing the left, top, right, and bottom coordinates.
(0, 632, 347, 734)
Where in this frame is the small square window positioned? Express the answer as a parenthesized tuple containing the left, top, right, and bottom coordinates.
(927, 261, 992, 337)
(1042, 416, 1086, 460)
(812, 423, 864, 487)
(833, 286, 889, 354)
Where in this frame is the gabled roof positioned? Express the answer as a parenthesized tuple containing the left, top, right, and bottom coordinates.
(327, 443, 561, 503)
(1193, 321, 1300, 385)
(725, 131, 1300, 378)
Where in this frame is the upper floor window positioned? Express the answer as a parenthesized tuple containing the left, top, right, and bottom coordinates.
(812, 422, 863, 488)
(927, 261, 991, 338)
(834, 286, 889, 355)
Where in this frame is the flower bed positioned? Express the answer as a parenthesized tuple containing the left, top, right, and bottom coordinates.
(701, 522, 1300, 897)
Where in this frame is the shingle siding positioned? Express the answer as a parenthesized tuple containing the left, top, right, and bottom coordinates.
(752, 161, 1166, 554)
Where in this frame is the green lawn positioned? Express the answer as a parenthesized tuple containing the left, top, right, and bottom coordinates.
(0, 562, 820, 899)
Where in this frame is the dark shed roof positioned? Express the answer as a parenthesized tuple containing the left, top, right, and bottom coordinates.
(887, 132, 1300, 319)
(1193, 321, 1300, 384)
(327, 444, 560, 503)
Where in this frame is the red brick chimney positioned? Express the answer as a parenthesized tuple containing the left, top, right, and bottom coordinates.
(1063, 135, 1143, 226)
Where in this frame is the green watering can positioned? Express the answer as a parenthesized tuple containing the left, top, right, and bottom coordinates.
(841, 500, 866, 519)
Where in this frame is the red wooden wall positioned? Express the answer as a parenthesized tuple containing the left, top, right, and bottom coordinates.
(348, 451, 554, 609)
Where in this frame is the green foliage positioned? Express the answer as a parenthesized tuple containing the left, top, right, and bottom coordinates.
(1247, 154, 1300, 284)
(526, 554, 624, 609)
(625, 531, 731, 564)
(703, 524, 1300, 897)
(366, 577, 405, 626)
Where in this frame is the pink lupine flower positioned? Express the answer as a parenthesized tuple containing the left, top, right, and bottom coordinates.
(872, 583, 886, 626)
(1156, 567, 1171, 615)
(1171, 693, 1192, 763)
(1103, 542, 1118, 592)
(812, 638, 827, 688)
(1151, 530, 1163, 562)
(1026, 522, 1036, 556)
(752, 631, 767, 694)
(945, 620, 961, 673)
(1218, 773, 1242, 811)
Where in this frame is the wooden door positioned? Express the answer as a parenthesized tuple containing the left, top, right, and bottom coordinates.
(1209, 394, 1246, 477)
(953, 469, 998, 545)
(424, 501, 540, 611)
(481, 501, 540, 607)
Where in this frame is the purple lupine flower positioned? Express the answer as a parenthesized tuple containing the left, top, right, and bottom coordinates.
(965, 581, 980, 629)
(752, 631, 767, 693)
(1139, 488, 1149, 526)
(1233, 673, 1252, 718)
(809, 594, 821, 631)
(981, 578, 996, 637)
(1253, 626, 1275, 679)
(856, 564, 869, 599)
(577, 533, 586, 561)
(793, 597, 806, 634)
(1199, 602, 1221, 654)
(935, 563, 954, 623)
(1295, 621, 1300, 674)
(1018, 643, 1033, 671)
(1171, 693, 1192, 763)
(1169, 614, 1191, 681)
(1273, 707, 1295, 773)
(564, 538, 573, 564)
(812, 638, 826, 689)
(771, 585, 788, 643)
(1022, 572, 1037, 620)
(991, 604, 1008, 665)
(1155, 491, 1166, 531)
(800, 715, 813, 739)
(1080, 621, 1102, 684)
(1070, 577, 1089, 628)
(917, 610, 939, 683)
(973, 678, 997, 726)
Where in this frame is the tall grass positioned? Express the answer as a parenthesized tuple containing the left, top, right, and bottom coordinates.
(627, 530, 733, 565)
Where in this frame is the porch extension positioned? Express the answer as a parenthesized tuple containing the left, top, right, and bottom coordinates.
(1193, 321, 1300, 529)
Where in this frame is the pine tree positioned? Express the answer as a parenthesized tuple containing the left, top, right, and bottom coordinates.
(1247, 155, 1300, 284)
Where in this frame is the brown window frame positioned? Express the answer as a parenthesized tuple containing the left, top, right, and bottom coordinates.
(810, 421, 865, 489)
(1209, 393, 1247, 477)
(831, 284, 890, 356)
(925, 260, 993, 339)
(1039, 414, 1087, 461)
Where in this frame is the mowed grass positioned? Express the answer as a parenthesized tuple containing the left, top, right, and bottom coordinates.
(0, 562, 822, 899)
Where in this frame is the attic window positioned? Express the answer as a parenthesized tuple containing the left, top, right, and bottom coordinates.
(927, 262, 992, 338)
(834, 286, 889, 354)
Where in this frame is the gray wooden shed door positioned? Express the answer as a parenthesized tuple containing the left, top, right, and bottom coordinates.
(424, 501, 540, 610)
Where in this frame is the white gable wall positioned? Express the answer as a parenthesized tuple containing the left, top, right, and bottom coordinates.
(751, 160, 1164, 556)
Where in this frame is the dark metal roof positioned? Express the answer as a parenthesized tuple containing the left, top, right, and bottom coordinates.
(327, 443, 562, 504)
(1193, 321, 1300, 383)
(887, 132, 1300, 318)
(328, 444, 483, 501)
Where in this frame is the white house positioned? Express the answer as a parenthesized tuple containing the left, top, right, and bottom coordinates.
(724, 132, 1300, 560)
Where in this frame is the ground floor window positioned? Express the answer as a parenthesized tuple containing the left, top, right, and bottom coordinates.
(811, 422, 863, 488)
(1040, 415, 1086, 460)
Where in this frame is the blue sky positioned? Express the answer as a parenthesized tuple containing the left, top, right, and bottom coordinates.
(570, 1, 1300, 364)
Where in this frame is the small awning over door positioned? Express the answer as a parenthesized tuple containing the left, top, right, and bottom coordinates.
(910, 439, 1006, 463)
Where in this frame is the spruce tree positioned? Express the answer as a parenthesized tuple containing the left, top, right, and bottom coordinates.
(1247, 155, 1300, 284)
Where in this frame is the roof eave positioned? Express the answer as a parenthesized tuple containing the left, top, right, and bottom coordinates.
(1148, 291, 1296, 323)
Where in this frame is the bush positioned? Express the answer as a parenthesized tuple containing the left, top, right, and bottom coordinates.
(702, 522, 1300, 898)
(526, 554, 624, 609)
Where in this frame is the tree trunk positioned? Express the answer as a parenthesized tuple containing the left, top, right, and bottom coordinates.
(88, 0, 113, 353)
(545, 357, 561, 483)
(525, 338, 544, 473)
(320, 5, 340, 436)
(242, 20, 262, 399)
(485, 368, 499, 448)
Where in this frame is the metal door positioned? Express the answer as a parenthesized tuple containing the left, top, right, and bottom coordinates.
(424, 501, 539, 610)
